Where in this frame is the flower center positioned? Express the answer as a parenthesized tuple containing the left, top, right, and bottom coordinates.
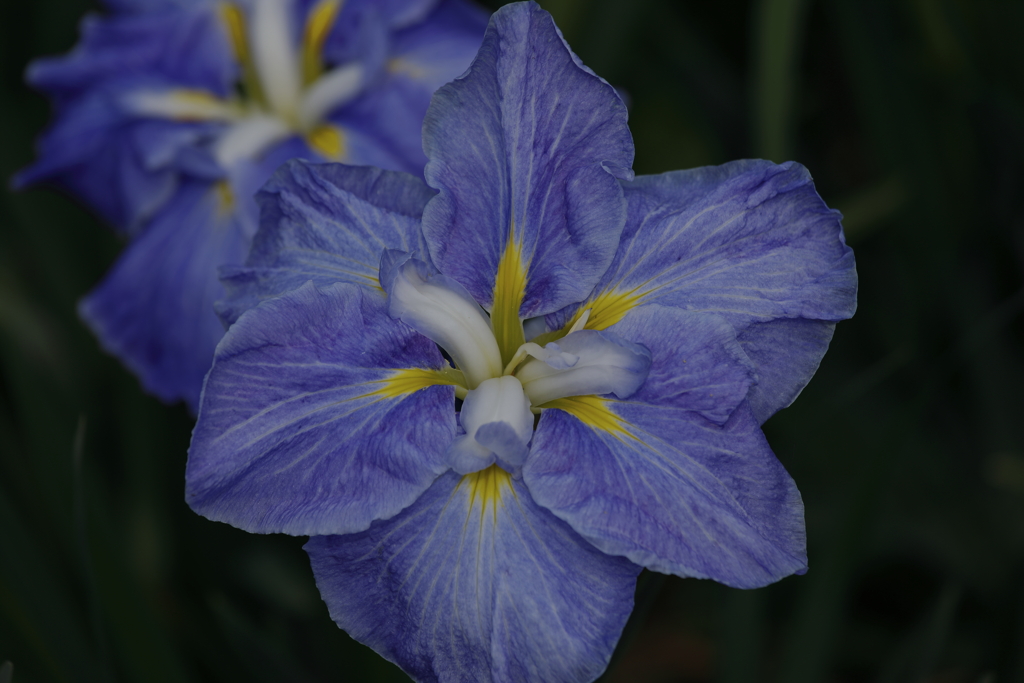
(125, 0, 359, 165)
(381, 253, 652, 473)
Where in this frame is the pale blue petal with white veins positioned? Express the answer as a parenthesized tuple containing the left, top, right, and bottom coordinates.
(187, 281, 455, 536)
(79, 178, 249, 410)
(608, 305, 755, 425)
(526, 400, 806, 589)
(421, 1, 633, 316)
(548, 160, 857, 422)
(217, 160, 435, 325)
(305, 469, 641, 683)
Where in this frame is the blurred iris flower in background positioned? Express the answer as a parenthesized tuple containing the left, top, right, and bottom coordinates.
(14, 0, 487, 411)
(185, 3, 856, 681)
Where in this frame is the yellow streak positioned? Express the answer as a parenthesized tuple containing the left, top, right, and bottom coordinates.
(572, 287, 643, 330)
(363, 367, 466, 399)
(302, 0, 343, 84)
(540, 395, 630, 439)
(219, 3, 265, 106)
(387, 57, 428, 80)
(306, 124, 346, 160)
(460, 464, 512, 523)
(491, 229, 528, 365)
(153, 89, 238, 121)
(532, 286, 644, 347)
(219, 3, 248, 60)
(214, 180, 235, 216)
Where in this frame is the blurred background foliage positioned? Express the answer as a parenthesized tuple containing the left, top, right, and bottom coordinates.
(1, 0, 1023, 681)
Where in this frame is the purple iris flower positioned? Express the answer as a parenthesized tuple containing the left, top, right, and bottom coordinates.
(15, 0, 488, 411)
(185, 2, 857, 681)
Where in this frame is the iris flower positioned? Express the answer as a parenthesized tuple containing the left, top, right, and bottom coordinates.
(15, 0, 487, 410)
(186, 2, 857, 681)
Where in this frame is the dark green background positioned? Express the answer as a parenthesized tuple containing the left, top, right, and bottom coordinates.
(2, 0, 1023, 681)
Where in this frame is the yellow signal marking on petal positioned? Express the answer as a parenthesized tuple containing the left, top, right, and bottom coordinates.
(387, 57, 428, 80)
(302, 0, 343, 84)
(214, 180, 235, 216)
(363, 367, 466, 400)
(491, 228, 529, 366)
(571, 287, 644, 331)
(219, 2, 265, 106)
(219, 3, 248, 60)
(141, 89, 239, 121)
(532, 286, 645, 347)
(540, 395, 631, 439)
(460, 464, 512, 523)
(306, 124, 346, 160)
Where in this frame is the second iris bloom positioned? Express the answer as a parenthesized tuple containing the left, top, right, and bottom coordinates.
(17, 0, 488, 410)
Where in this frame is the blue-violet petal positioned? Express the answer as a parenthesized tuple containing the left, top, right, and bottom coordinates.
(421, 0, 633, 317)
(186, 281, 454, 536)
(79, 179, 249, 410)
(548, 160, 857, 423)
(218, 160, 435, 325)
(305, 469, 641, 683)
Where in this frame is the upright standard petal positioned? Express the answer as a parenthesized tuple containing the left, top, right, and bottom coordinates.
(382, 256, 503, 388)
(526, 306, 804, 589)
(447, 376, 533, 473)
(249, 0, 303, 120)
(421, 1, 633, 323)
(546, 160, 857, 422)
(516, 329, 651, 407)
(217, 160, 435, 325)
(306, 468, 641, 683)
(187, 282, 456, 536)
(79, 179, 249, 409)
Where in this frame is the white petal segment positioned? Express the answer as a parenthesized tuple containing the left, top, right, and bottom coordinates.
(381, 253, 503, 388)
(298, 63, 364, 130)
(502, 340, 578, 376)
(521, 341, 579, 369)
(125, 89, 240, 121)
(213, 113, 292, 166)
(250, 0, 302, 121)
(447, 376, 534, 474)
(518, 329, 652, 406)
